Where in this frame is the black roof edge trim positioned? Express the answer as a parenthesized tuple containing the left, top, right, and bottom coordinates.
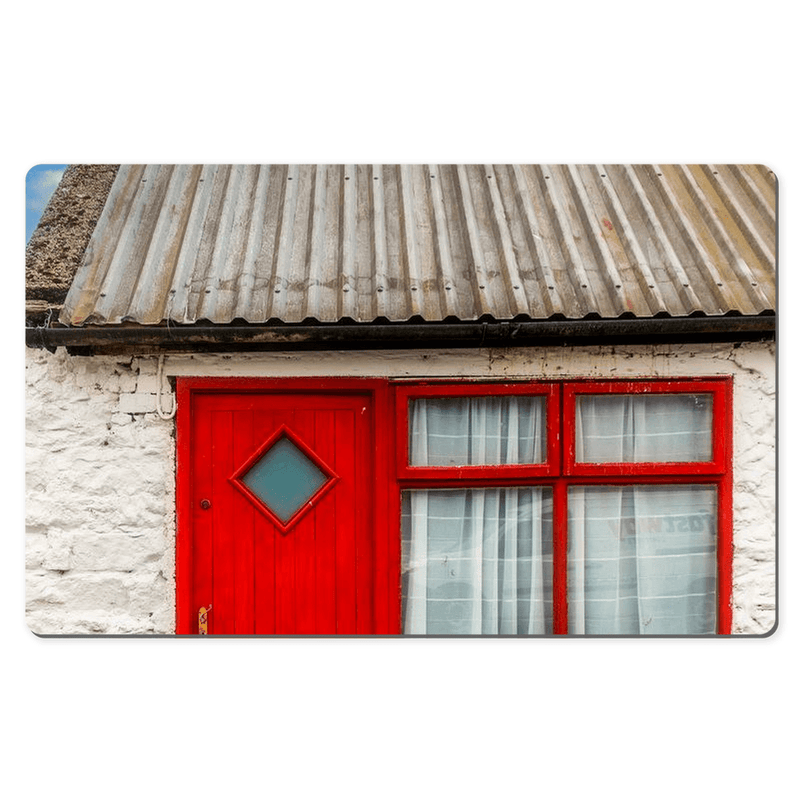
(26, 316, 776, 354)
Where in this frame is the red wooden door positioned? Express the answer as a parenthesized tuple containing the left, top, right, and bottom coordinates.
(178, 383, 386, 635)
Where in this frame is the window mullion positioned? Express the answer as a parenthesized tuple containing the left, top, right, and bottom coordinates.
(553, 383, 568, 634)
(553, 478, 569, 634)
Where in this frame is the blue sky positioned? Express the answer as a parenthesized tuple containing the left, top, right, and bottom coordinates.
(26, 164, 67, 242)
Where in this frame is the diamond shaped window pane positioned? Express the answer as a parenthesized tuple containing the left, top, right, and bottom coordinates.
(241, 435, 330, 523)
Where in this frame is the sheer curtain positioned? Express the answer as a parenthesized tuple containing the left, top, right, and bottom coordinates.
(410, 396, 545, 466)
(575, 394, 713, 463)
(570, 394, 717, 634)
(568, 486, 717, 634)
(403, 488, 552, 634)
(402, 397, 551, 634)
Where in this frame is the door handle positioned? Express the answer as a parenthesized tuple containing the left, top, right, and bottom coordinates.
(198, 605, 212, 635)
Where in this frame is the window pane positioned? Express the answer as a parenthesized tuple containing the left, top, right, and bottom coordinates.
(575, 393, 713, 462)
(409, 396, 546, 466)
(568, 485, 717, 634)
(241, 435, 330, 523)
(401, 487, 553, 634)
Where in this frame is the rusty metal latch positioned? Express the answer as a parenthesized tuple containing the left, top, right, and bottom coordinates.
(198, 605, 212, 635)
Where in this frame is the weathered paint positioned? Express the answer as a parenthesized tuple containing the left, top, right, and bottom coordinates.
(58, 165, 776, 327)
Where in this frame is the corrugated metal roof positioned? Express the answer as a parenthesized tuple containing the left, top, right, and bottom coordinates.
(59, 164, 776, 327)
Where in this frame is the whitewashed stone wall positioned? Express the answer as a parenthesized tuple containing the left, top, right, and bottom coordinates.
(25, 350, 176, 634)
(25, 340, 776, 635)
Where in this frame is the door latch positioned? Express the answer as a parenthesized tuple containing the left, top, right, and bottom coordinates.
(198, 605, 212, 635)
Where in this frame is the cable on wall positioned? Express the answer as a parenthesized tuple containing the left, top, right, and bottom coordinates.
(156, 355, 177, 420)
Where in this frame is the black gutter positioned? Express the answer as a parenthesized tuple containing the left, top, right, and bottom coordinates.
(26, 316, 775, 354)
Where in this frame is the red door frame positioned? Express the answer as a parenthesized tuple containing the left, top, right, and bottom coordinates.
(176, 376, 733, 635)
(175, 377, 398, 635)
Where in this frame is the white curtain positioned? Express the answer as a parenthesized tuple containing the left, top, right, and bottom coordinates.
(402, 488, 552, 634)
(402, 393, 718, 634)
(571, 393, 717, 634)
(568, 394, 717, 634)
(410, 396, 545, 466)
(575, 393, 713, 463)
(403, 395, 551, 634)
(568, 486, 717, 634)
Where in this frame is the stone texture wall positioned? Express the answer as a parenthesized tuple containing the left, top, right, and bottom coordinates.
(25, 350, 175, 634)
(725, 344, 777, 634)
(25, 340, 776, 635)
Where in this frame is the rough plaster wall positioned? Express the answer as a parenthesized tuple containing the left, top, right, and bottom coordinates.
(25, 340, 775, 635)
(25, 349, 175, 634)
(723, 344, 777, 634)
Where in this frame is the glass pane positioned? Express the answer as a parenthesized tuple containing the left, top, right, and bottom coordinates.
(241, 435, 329, 523)
(568, 485, 717, 634)
(575, 393, 713, 462)
(401, 487, 553, 634)
(409, 396, 546, 466)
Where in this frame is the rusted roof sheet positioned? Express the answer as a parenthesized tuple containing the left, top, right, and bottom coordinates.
(59, 164, 776, 326)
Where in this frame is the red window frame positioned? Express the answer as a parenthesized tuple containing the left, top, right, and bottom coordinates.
(562, 379, 731, 476)
(391, 377, 733, 635)
(395, 381, 561, 481)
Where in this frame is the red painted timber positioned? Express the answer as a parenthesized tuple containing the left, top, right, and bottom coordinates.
(178, 380, 386, 635)
(211, 410, 235, 635)
(334, 409, 358, 633)
(314, 409, 338, 634)
(232, 409, 255, 633)
(292, 409, 318, 634)
(174, 379, 194, 634)
(176, 376, 733, 636)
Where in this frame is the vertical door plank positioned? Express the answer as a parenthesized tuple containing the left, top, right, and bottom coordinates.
(292, 409, 318, 634)
(314, 408, 337, 634)
(334, 409, 357, 633)
(274, 407, 297, 634)
(355, 398, 374, 633)
(253, 408, 277, 634)
(211, 410, 235, 634)
(232, 409, 255, 634)
(192, 398, 214, 634)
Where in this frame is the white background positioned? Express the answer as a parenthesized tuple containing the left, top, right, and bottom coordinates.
(7, 3, 794, 798)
